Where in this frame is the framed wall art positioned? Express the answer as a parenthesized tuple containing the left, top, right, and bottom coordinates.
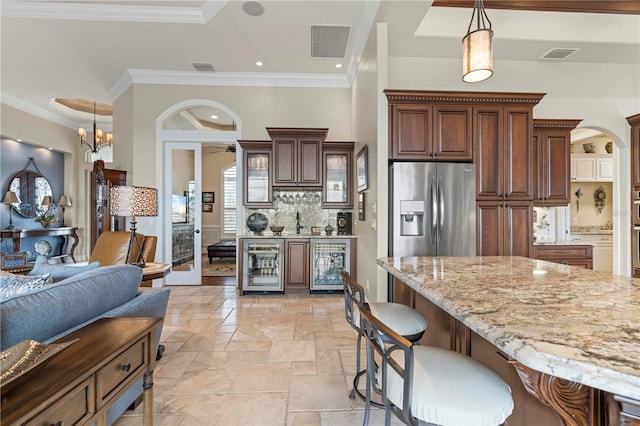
(356, 145, 368, 193)
(202, 203, 213, 213)
(202, 192, 214, 203)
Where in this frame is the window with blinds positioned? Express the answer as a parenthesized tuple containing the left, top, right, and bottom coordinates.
(223, 165, 237, 234)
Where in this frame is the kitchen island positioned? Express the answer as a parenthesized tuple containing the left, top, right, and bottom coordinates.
(377, 256, 640, 425)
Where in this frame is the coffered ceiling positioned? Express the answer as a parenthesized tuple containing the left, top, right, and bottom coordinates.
(1, 0, 638, 130)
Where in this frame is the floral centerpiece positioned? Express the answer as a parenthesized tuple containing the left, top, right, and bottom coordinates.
(35, 212, 57, 228)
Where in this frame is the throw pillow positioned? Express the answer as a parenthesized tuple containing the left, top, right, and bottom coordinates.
(0, 270, 52, 298)
(28, 256, 100, 283)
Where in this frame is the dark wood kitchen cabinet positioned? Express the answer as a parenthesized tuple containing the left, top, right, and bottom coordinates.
(267, 128, 327, 188)
(386, 100, 473, 161)
(285, 239, 309, 290)
(532, 119, 581, 206)
(238, 140, 273, 208)
(322, 141, 354, 209)
(533, 245, 593, 269)
(477, 201, 532, 257)
(475, 105, 536, 201)
(627, 113, 640, 190)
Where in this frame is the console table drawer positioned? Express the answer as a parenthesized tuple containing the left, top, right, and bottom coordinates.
(29, 377, 94, 426)
(96, 337, 145, 406)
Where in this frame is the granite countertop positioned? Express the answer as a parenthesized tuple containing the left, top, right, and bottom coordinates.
(377, 256, 640, 399)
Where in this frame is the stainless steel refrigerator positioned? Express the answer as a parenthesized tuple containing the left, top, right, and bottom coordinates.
(390, 162, 476, 258)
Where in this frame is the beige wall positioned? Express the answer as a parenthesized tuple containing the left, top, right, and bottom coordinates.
(115, 84, 352, 257)
(352, 22, 385, 301)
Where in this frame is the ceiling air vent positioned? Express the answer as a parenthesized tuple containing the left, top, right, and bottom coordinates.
(310, 25, 350, 59)
(540, 48, 580, 60)
(191, 62, 215, 72)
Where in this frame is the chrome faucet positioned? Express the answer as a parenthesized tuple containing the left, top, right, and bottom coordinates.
(296, 212, 304, 234)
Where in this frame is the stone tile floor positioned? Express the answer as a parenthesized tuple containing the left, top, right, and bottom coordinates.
(115, 286, 400, 425)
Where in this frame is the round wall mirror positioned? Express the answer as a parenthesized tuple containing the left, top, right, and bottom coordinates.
(8, 170, 53, 218)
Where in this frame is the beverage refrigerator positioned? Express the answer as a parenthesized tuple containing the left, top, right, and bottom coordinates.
(310, 239, 350, 291)
(242, 239, 284, 294)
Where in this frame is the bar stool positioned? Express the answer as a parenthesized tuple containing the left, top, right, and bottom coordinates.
(341, 271, 427, 406)
(359, 307, 514, 426)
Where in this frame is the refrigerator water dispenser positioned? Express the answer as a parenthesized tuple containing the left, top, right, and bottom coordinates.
(400, 200, 424, 236)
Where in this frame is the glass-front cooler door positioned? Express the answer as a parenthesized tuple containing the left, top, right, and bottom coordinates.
(243, 239, 284, 293)
(311, 239, 350, 290)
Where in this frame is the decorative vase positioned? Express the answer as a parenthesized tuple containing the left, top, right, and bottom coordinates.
(36, 219, 56, 229)
(325, 224, 334, 236)
(605, 141, 613, 154)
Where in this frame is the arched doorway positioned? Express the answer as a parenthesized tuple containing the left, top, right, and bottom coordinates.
(156, 100, 242, 285)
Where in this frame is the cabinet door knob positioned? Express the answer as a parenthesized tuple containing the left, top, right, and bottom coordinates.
(195, 229, 200, 234)
(121, 363, 131, 372)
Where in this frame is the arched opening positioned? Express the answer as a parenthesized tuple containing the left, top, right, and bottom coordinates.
(156, 100, 242, 285)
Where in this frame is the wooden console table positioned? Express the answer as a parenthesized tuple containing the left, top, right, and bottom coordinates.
(0, 317, 160, 426)
(0, 227, 79, 262)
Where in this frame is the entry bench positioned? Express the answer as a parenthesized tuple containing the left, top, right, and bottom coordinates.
(207, 240, 237, 264)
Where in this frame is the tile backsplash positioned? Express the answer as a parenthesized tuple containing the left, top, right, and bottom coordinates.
(244, 190, 350, 235)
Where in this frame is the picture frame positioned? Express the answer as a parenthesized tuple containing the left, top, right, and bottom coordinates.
(202, 203, 213, 212)
(356, 145, 368, 193)
(358, 192, 365, 221)
(202, 192, 214, 204)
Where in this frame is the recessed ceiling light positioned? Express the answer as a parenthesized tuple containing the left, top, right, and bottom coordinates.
(211, 115, 218, 120)
(335, 63, 342, 68)
(256, 61, 263, 67)
(243, 1, 264, 17)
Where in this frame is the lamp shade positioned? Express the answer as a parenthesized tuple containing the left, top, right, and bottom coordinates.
(2, 191, 20, 204)
(57, 195, 73, 207)
(462, 28, 493, 83)
(41, 195, 53, 206)
(110, 186, 158, 217)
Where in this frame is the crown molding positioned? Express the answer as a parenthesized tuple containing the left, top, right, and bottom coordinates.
(0, 0, 224, 23)
(1, 94, 78, 130)
(112, 69, 350, 95)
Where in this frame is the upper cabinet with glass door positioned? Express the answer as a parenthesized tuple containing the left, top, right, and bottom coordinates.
(239, 141, 273, 207)
(322, 142, 354, 208)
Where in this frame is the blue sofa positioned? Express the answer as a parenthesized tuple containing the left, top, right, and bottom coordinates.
(0, 264, 170, 425)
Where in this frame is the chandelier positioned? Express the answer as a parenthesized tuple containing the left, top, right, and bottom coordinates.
(78, 101, 113, 153)
(462, 0, 493, 83)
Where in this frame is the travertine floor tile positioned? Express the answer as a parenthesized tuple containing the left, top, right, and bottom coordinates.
(114, 286, 370, 426)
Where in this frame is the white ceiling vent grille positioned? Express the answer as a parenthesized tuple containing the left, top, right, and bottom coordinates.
(310, 25, 351, 59)
(191, 62, 215, 72)
(540, 48, 580, 60)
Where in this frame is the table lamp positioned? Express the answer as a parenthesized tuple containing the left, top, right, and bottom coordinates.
(109, 186, 158, 267)
(2, 191, 21, 229)
(57, 195, 72, 227)
(41, 195, 53, 211)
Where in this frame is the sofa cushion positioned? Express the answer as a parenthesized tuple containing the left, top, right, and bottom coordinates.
(0, 264, 142, 351)
(28, 256, 101, 282)
(0, 270, 52, 298)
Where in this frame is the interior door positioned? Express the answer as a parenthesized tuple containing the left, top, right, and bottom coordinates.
(164, 142, 202, 285)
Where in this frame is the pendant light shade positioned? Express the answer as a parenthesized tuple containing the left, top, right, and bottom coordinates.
(462, 0, 493, 83)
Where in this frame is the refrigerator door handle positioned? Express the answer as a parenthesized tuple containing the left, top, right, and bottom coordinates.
(437, 177, 444, 245)
(430, 178, 437, 245)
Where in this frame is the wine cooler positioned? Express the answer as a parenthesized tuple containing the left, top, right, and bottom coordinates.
(242, 239, 284, 294)
(311, 239, 351, 291)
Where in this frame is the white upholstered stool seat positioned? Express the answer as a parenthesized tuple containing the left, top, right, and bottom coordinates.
(360, 307, 514, 426)
(385, 345, 514, 425)
(357, 302, 427, 341)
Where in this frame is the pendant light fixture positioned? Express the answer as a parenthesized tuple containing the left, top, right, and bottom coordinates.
(78, 101, 113, 153)
(462, 0, 493, 83)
